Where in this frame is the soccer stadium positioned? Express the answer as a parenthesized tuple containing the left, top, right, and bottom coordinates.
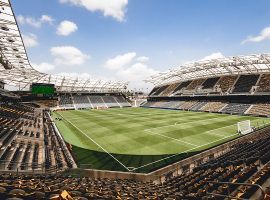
(0, 0, 270, 199)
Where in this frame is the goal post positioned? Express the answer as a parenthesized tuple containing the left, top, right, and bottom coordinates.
(237, 120, 252, 135)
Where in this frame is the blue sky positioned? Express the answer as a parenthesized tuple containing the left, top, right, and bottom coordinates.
(12, 0, 270, 91)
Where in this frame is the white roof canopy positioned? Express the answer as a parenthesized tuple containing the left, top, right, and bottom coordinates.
(0, 0, 128, 92)
(145, 54, 270, 86)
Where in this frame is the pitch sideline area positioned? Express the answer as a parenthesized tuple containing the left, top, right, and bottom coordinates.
(53, 107, 270, 173)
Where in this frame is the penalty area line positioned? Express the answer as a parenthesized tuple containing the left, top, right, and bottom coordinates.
(147, 115, 235, 131)
(144, 129, 198, 147)
(173, 115, 239, 126)
(56, 112, 131, 172)
(202, 124, 237, 136)
(130, 133, 239, 172)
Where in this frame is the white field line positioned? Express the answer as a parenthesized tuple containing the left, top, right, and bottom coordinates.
(77, 110, 199, 121)
(203, 119, 270, 137)
(145, 115, 236, 132)
(118, 112, 185, 117)
(56, 112, 131, 172)
(58, 110, 268, 171)
(174, 115, 238, 125)
(78, 108, 215, 120)
(174, 114, 213, 125)
(78, 110, 155, 117)
(130, 133, 239, 172)
(115, 112, 175, 117)
(115, 110, 194, 116)
(202, 124, 237, 136)
(144, 129, 198, 147)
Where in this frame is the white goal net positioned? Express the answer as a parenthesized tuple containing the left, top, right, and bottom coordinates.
(237, 120, 252, 135)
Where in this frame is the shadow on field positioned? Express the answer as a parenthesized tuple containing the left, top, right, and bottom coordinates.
(71, 145, 199, 173)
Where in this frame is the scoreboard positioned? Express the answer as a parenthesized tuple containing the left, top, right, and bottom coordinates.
(31, 83, 55, 96)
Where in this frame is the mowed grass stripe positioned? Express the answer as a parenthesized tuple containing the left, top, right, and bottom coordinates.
(62, 109, 232, 133)
(54, 108, 270, 156)
(60, 110, 228, 146)
(57, 109, 196, 154)
(143, 115, 241, 147)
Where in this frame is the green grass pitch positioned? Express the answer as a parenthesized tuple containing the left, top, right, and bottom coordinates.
(53, 107, 270, 173)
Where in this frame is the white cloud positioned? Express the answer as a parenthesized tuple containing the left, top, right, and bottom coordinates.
(22, 33, 38, 48)
(137, 56, 149, 62)
(32, 62, 55, 72)
(105, 52, 136, 70)
(241, 26, 270, 44)
(59, 0, 128, 22)
(117, 62, 158, 82)
(50, 46, 90, 66)
(201, 52, 224, 61)
(104, 52, 157, 90)
(183, 52, 225, 64)
(17, 14, 54, 28)
(40, 15, 54, 24)
(56, 20, 78, 36)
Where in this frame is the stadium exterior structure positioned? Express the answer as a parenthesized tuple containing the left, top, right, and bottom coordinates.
(0, 0, 128, 92)
(145, 53, 270, 86)
(143, 52, 270, 118)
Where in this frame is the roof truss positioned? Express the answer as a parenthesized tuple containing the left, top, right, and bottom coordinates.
(0, 0, 128, 92)
(145, 54, 270, 86)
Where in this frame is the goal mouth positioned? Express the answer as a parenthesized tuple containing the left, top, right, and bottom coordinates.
(237, 120, 252, 135)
